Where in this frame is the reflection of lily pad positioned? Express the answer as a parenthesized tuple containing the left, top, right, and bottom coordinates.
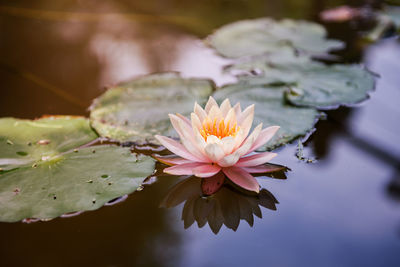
(0, 145, 155, 222)
(89, 72, 215, 143)
(207, 18, 344, 58)
(0, 116, 156, 222)
(213, 83, 320, 150)
(0, 116, 98, 171)
(228, 53, 375, 109)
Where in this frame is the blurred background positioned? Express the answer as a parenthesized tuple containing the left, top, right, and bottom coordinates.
(1, 0, 400, 266)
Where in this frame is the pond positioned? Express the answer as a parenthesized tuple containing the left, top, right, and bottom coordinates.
(1, 0, 400, 266)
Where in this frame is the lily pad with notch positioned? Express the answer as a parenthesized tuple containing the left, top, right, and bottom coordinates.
(227, 52, 376, 109)
(207, 18, 344, 58)
(89, 72, 215, 144)
(213, 82, 320, 150)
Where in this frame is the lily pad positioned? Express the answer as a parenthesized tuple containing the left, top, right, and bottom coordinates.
(285, 64, 375, 108)
(207, 18, 344, 58)
(89, 72, 215, 143)
(0, 117, 155, 222)
(213, 83, 320, 150)
(0, 145, 155, 222)
(228, 53, 375, 109)
(225, 49, 311, 84)
(0, 116, 98, 171)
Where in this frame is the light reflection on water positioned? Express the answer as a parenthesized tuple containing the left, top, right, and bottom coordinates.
(1, 0, 400, 266)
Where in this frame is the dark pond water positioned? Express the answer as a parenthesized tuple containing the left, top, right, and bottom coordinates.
(1, 0, 400, 266)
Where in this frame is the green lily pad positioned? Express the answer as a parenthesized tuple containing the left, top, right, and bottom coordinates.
(89, 72, 215, 143)
(213, 83, 320, 150)
(0, 117, 155, 222)
(225, 49, 311, 84)
(285, 64, 375, 108)
(228, 53, 375, 109)
(0, 145, 155, 222)
(207, 18, 344, 58)
(0, 116, 98, 171)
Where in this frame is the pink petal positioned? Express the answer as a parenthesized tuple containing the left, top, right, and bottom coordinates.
(219, 99, 232, 117)
(235, 123, 263, 155)
(204, 143, 225, 162)
(224, 108, 237, 126)
(220, 136, 235, 154)
(193, 164, 221, 177)
(174, 116, 209, 161)
(233, 102, 242, 116)
(208, 105, 222, 120)
(168, 114, 188, 139)
(205, 96, 219, 114)
(191, 113, 202, 131)
(164, 162, 205, 175)
(154, 155, 193, 166)
(235, 152, 277, 167)
(234, 105, 254, 149)
(194, 102, 207, 122)
(248, 126, 280, 153)
(217, 152, 240, 167)
(223, 167, 260, 193)
(220, 136, 254, 167)
(176, 113, 191, 126)
(237, 104, 254, 125)
(201, 172, 225, 195)
(155, 135, 205, 162)
(242, 164, 285, 173)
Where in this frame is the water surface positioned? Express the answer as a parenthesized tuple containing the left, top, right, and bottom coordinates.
(1, 0, 400, 266)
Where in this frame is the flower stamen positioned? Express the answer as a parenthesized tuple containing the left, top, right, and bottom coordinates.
(200, 117, 239, 140)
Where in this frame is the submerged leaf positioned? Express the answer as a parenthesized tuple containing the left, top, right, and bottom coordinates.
(213, 83, 320, 150)
(207, 18, 344, 58)
(89, 72, 214, 143)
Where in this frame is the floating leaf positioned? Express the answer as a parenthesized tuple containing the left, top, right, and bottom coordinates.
(207, 18, 344, 58)
(285, 64, 375, 108)
(213, 83, 320, 150)
(227, 53, 375, 109)
(89, 72, 215, 143)
(0, 145, 155, 222)
(0, 116, 98, 171)
(225, 49, 311, 84)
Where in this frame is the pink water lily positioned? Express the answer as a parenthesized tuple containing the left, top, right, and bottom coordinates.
(155, 96, 280, 193)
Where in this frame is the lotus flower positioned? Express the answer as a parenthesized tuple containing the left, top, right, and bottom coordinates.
(155, 97, 280, 193)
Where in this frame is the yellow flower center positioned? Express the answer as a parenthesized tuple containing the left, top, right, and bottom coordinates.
(200, 117, 239, 140)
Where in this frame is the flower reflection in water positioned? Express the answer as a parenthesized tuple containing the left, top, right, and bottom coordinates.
(160, 164, 288, 234)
